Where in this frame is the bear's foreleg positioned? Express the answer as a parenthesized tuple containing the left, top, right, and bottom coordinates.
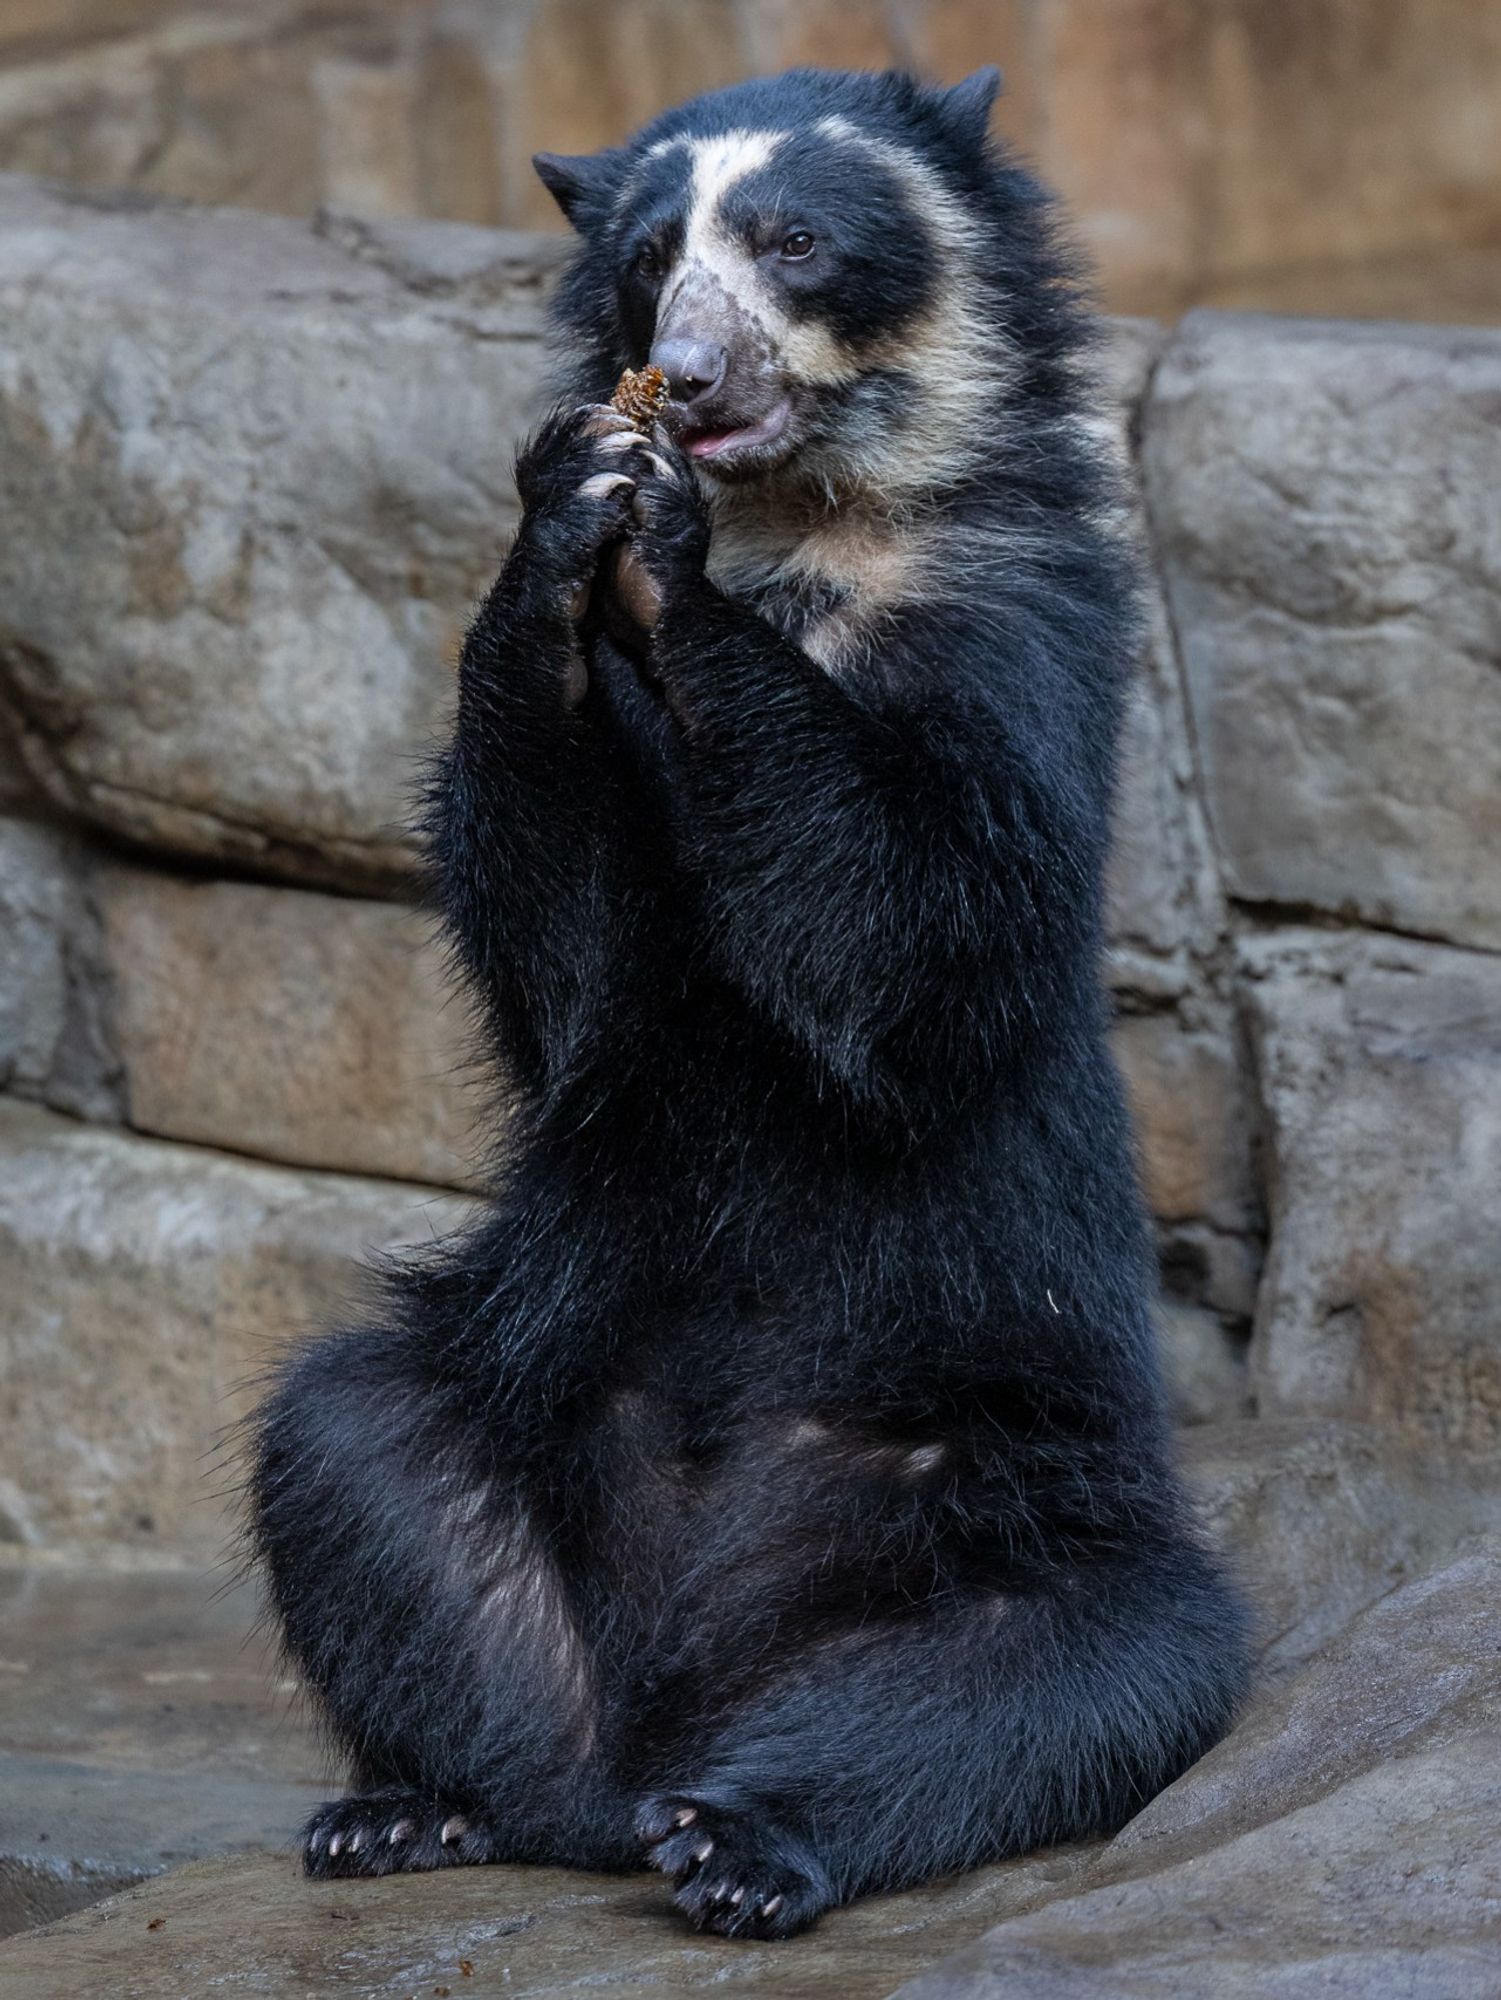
(426, 403, 659, 1090)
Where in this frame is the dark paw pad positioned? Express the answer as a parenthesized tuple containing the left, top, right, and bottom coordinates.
(302, 1789, 492, 1880)
(636, 1791, 833, 1940)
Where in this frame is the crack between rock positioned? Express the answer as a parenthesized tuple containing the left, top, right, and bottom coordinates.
(1228, 896, 1501, 963)
(1136, 336, 1238, 937)
(3, 1088, 478, 1205)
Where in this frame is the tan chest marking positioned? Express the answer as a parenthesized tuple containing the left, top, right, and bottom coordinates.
(712, 504, 936, 673)
(783, 1415, 950, 1481)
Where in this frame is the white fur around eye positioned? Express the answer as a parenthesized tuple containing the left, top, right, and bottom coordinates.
(656, 130, 786, 336)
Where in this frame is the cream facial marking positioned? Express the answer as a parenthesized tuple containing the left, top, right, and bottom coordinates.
(665, 129, 783, 318)
(807, 114, 1017, 489)
(656, 127, 856, 400)
(667, 127, 861, 387)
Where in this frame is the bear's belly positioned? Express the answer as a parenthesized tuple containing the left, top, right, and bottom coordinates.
(578, 1386, 958, 1638)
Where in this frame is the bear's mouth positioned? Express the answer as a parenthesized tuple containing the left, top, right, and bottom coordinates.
(677, 396, 794, 474)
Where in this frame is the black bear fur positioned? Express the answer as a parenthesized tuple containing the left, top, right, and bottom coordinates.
(249, 65, 1250, 1940)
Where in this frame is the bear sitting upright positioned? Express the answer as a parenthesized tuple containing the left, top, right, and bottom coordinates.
(250, 64, 1249, 1940)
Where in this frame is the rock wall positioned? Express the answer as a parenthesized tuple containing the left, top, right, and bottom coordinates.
(0, 2, 1499, 321)
(0, 177, 1497, 1571)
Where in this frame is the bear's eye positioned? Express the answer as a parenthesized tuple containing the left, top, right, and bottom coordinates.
(780, 229, 815, 261)
(634, 244, 663, 281)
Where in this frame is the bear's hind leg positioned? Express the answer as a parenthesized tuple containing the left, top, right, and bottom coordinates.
(638, 1545, 1247, 1938)
(250, 1326, 637, 1877)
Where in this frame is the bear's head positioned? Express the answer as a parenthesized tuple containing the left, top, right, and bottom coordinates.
(534, 67, 1011, 499)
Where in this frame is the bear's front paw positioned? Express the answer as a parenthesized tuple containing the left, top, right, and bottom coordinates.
(509, 403, 654, 634)
(617, 432, 712, 628)
(637, 1790, 834, 1940)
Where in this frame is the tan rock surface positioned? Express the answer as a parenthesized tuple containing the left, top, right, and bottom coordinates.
(0, 1844, 1071, 2000)
(0, 1566, 322, 1936)
(1239, 928, 1501, 1448)
(0, 1101, 470, 1549)
(96, 862, 488, 1189)
(1145, 312, 1501, 950)
(5, 2, 1499, 323)
(1184, 1417, 1501, 1678)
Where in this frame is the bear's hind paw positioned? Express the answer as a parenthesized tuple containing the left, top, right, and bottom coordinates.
(302, 1789, 492, 1879)
(637, 1791, 833, 1940)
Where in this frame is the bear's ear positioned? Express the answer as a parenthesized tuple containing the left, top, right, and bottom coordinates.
(937, 66, 1002, 153)
(532, 149, 624, 230)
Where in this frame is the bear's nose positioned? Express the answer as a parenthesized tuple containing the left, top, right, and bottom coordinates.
(649, 336, 727, 404)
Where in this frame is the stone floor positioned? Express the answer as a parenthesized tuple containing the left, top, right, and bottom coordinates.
(0, 1560, 1067, 1990)
(4, 1529, 1501, 1996)
(0, 1850, 1079, 2000)
(0, 1560, 323, 1935)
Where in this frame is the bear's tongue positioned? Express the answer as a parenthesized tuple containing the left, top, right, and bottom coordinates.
(681, 398, 791, 460)
(685, 425, 751, 458)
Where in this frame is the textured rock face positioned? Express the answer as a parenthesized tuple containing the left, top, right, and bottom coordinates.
(95, 863, 487, 1188)
(1145, 313, 1501, 951)
(0, 819, 119, 1123)
(0, 1101, 469, 1548)
(1241, 929, 1501, 1449)
(0, 179, 562, 888)
(895, 1549, 1501, 1999)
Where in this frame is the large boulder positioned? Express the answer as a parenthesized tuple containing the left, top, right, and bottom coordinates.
(1144, 311, 1501, 950)
(0, 179, 564, 889)
(0, 1101, 470, 1549)
(1239, 928, 1501, 1449)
